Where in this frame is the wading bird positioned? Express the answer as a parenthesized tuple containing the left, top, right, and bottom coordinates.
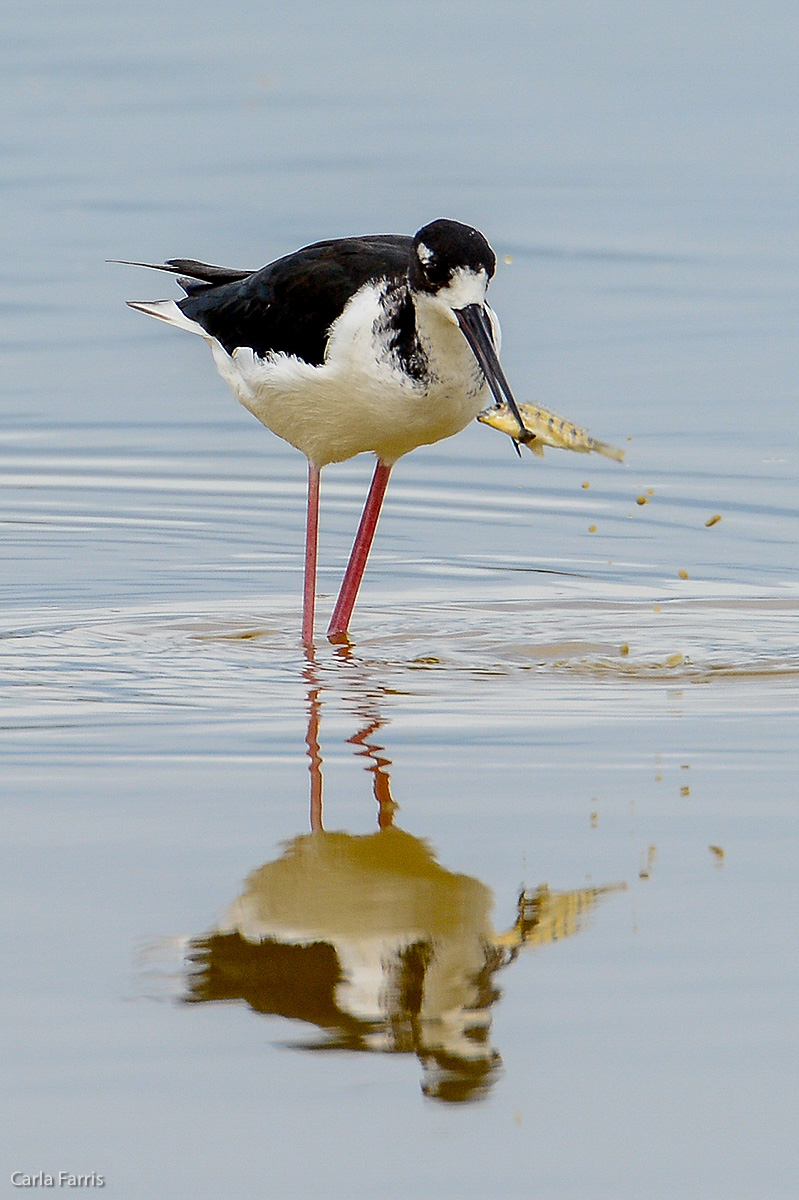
(124, 219, 533, 643)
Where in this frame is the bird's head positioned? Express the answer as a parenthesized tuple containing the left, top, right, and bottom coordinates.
(411, 219, 529, 445)
(410, 219, 496, 311)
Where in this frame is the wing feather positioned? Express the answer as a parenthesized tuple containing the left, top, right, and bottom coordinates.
(121, 235, 414, 365)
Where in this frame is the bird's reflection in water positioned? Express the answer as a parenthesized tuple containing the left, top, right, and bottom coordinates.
(180, 651, 623, 1103)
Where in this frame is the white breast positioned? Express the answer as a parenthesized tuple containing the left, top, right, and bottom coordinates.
(209, 282, 494, 467)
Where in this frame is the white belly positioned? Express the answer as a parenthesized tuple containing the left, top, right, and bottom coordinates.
(209, 283, 492, 467)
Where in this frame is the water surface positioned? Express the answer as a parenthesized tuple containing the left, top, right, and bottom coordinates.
(2, 3, 798, 1198)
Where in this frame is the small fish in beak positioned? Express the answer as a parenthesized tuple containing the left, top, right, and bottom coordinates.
(478, 400, 625, 461)
(455, 302, 624, 462)
(455, 303, 532, 446)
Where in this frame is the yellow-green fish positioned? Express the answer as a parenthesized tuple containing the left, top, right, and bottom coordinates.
(478, 401, 624, 461)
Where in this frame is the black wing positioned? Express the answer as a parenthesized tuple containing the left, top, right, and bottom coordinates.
(177, 235, 414, 365)
(114, 258, 254, 291)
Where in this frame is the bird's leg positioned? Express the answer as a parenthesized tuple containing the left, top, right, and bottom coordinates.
(327, 459, 392, 643)
(302, 460, 321, 646)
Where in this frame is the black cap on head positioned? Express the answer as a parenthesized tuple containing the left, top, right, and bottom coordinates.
(410, 219, 496, 293)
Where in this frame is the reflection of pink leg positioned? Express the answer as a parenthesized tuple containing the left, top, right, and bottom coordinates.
(302, 461, 321, 646)
(348, 717, 397, 829)
(305, 665, 324, 832)
(327, 459, 392, 643)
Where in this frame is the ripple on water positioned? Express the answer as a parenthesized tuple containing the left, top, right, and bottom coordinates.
(0, 594, 797, 748)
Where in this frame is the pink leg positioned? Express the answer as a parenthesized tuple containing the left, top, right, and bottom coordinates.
(327, 459, 392, 642)
(302, 460, 321, 646)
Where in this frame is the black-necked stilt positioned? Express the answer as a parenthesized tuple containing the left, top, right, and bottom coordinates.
(124, 219, 527, 643)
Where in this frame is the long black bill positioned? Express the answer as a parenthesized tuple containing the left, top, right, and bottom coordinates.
(455, 303, 531, 445)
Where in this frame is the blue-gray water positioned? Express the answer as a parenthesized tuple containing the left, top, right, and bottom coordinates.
(2, 3, 798, 1198)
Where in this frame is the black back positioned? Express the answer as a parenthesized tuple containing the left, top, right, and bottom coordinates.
(177, 234, 414, 365)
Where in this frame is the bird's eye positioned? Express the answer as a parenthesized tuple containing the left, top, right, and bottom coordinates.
(416, 243, 435, 268)
(415, 244, 454, 291)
